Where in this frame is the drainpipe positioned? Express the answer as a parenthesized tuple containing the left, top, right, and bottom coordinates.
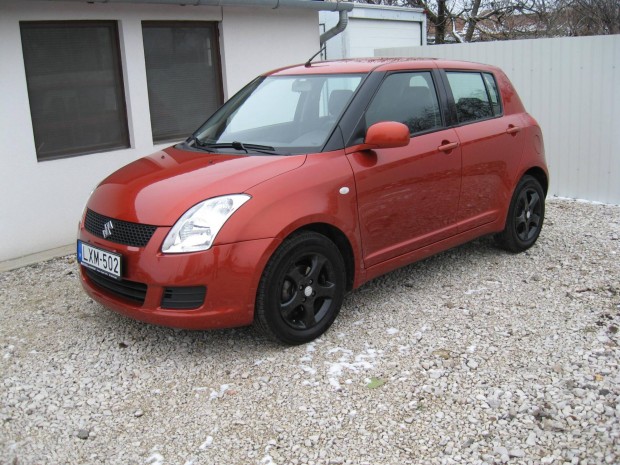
(319, 10, 348, 47)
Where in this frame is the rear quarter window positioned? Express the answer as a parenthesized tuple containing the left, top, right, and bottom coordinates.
(483, 72, 502, 116)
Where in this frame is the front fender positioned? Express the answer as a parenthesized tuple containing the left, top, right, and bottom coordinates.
(215, 150, 363, 281)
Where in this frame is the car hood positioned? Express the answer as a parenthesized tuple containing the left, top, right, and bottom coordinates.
(87, 146, 306, 226)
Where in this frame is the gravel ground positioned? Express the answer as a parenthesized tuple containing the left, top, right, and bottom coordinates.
(1, 199, 619, 465)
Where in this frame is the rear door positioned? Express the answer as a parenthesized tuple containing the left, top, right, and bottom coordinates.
(345, 70, 462, 267)
(443, 71, 526, 231)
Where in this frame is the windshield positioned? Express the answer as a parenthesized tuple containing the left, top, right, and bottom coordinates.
(192, 74, 364, 155)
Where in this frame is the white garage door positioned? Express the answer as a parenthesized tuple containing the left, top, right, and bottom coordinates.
(347, 19, 422, 58)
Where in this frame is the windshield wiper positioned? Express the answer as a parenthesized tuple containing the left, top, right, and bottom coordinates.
(183, 135, 215, 152)
(232, 141, 249, 153)
(200, 141, 283, 155)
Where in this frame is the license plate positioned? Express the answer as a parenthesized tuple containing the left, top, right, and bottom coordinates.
(77, 240, 122, 280)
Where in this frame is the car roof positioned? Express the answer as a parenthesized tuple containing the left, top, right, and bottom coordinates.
(266, 58, 499, 76)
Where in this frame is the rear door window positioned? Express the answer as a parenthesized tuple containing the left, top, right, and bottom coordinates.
(365, 71, 442, 134)
(446, 72, 494, 124)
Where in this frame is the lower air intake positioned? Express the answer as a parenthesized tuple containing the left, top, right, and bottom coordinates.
(161, 286, 207, 310)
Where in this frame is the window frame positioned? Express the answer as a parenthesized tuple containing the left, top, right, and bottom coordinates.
(346, 69, 448, 146)
(190, 73, 365, 155)
(20, 20, 130, 162)
(141, 20, 224, 144)
(440, 69, 504, 127)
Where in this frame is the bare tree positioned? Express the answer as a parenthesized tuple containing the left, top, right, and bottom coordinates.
(356, 0, 620, 43)
(357, 0, 540, 43)
(561, 0, 620, 35)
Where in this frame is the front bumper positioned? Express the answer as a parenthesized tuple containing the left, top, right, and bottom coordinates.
(78, 224, 278, 330)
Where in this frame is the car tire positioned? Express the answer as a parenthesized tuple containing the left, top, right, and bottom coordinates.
(255, 231, 346, 345)
(495, 175, 545, 253)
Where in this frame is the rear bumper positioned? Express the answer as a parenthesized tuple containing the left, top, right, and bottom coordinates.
(78, 224, 278, 330)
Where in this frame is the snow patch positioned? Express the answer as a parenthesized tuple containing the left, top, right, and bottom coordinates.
(260, 454, 276, 465)
(199, 436, 213, 450)
(209, 384, 230, 400)
(325, 346, 381, 390)
(465, 288, 487, 295)
(299, 365, 316, 375)
(328, 377, 342, 391)
(327, 347, 353, 355)
(552, 196, 607, 205)
(145, 453, 164, 465)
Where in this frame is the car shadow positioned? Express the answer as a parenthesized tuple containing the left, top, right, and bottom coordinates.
(82, 235, 507, 356)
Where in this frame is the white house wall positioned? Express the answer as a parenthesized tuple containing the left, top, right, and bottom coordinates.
(375, 35, 620, 205)
(0, 1, 319, 261)
(221, 8, 319, 96)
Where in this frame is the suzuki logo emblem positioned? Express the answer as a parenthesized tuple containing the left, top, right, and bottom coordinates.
(102, 221, 114, 239)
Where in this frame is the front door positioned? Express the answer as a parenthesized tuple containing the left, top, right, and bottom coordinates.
(346, 71, 462, 267)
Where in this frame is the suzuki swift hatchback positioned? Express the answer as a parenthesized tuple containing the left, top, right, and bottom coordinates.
(77, 59, 548, 344)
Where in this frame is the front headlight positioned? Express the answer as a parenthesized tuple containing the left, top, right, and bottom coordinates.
(162, 194, 251, 253)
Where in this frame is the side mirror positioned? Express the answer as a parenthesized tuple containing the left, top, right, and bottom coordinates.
(363, 121, 410, 149)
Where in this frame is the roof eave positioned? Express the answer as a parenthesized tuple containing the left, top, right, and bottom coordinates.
(34, 0, 354, 12)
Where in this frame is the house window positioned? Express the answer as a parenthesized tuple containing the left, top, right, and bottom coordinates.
(142, 22, 223, 143)
(20, 21, 129, 161)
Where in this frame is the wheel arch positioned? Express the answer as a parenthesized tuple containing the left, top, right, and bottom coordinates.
(523, 166, 549, 195)
(289, 222, 356, 292)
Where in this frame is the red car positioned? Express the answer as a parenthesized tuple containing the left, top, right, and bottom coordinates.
(77, 59, 548, 344)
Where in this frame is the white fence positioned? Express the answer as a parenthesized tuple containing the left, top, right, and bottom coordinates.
(376, 35, 620, 205)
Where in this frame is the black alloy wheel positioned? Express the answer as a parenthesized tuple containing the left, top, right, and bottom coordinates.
(279, 253, 336, 330)
(495, 175, 545, 252)
(514, 186, 543, 242)
(255, 232, 345, 345)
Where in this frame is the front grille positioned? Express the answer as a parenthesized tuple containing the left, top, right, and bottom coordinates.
(84, 267, 147, 305)
(84, 209, 157, 247)
(161, 286, 207, 310)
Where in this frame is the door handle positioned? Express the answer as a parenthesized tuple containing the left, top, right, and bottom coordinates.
(506, 125, 521, 135)
(438, 141, 459, 152)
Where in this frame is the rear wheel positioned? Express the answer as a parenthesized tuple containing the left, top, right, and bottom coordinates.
(255, 232, 345, 345)
(495, 175, 545, 252)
